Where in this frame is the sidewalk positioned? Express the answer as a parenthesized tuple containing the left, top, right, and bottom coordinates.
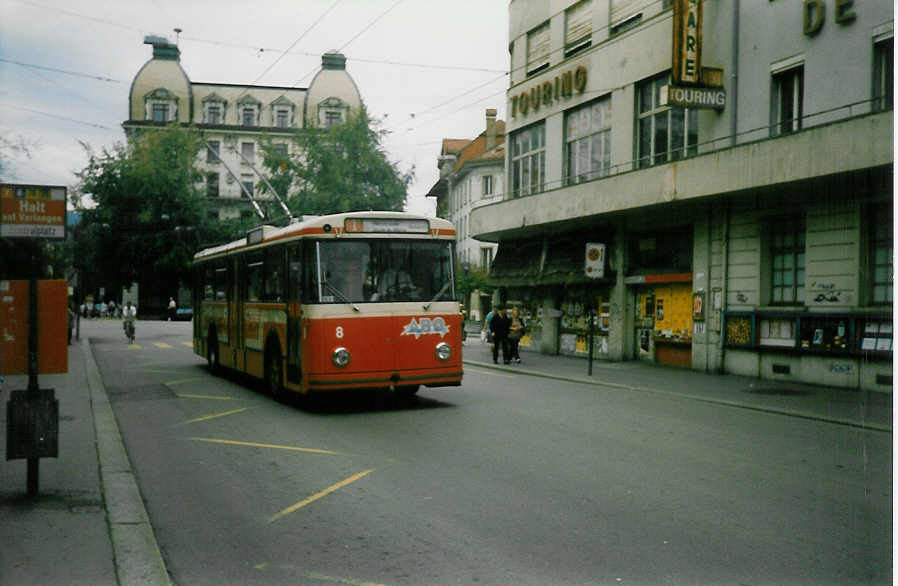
(0, 327, 889, 586)
(464, 336, 892, 432)
(0, 329, 169, 586)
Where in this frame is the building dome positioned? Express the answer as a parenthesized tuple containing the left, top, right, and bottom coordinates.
(304, 52, 362, 128)
(128, 36, 192, 124)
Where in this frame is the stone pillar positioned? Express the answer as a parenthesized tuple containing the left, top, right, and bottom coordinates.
(540, 295, 560, 355)
(607, 224, 630, 361)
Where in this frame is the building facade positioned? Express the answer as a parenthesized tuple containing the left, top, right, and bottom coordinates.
(427, 109, 505, 320)
(471, 0, 893, 391)
(123, 36, 362, 221)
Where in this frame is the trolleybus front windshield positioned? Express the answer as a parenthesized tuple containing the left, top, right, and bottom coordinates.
(311, 239, 454, 304)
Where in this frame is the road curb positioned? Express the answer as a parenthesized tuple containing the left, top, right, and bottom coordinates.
(83, 339, 172, 586)
(463, 359, 891, 433)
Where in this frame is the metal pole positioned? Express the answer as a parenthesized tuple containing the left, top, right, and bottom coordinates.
(27, 242, 40, 495)
(588, 306, 594, 377)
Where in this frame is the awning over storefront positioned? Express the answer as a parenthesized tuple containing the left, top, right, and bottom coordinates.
(488, 234, 615, 287)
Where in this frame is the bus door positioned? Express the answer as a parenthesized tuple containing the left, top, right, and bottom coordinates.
(286, 244, 302, 385)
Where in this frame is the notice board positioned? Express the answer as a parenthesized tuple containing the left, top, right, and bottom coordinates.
(0, 280, 68, 375)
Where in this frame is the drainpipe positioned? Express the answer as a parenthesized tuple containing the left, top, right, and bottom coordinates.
(730, 0, 740, 146)
(719, 200, 730, 373)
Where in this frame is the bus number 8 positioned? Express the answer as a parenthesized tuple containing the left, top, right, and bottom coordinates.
(336, 326, 344, 339)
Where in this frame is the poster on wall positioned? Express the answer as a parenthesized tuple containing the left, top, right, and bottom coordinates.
(692, 291, 705, 320)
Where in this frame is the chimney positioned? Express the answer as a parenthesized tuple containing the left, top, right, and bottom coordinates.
(485, 108, 497, 150)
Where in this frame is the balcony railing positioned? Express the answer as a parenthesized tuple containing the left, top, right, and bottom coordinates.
(508, 98, 889, 200)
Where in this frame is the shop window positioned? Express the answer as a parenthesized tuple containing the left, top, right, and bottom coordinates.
(768, 216, 805, 305)
(860, 319, 892, 352)
(206, 140, 220, 163)
(510, 123, 545, 198)
(869, 203, 893, 305)
(872, 36, 893, 112)
(526, 22, 550, 76)
(565, 0, 592, 57)
(206, 172, 219, 198)
(565, 96, 611, 184)
(636, 72, 697, 168)
(758, 317, 796, 347)
(724, 313, 754, 348)
(799, 316, 850, 353)
(771, 66, 803, 136)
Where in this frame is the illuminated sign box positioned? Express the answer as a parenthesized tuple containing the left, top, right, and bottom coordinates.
(0, 184, 67, 240)
(661, 85, 726, 110)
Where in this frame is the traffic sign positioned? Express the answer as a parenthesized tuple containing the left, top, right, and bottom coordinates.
(0, 183, 67, 239)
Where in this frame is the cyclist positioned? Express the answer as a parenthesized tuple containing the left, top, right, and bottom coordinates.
(122, 300, 137, 342)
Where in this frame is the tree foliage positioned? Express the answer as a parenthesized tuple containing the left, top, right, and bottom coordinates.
(73, 126, 242, 309)
(260, 107, 412, 217)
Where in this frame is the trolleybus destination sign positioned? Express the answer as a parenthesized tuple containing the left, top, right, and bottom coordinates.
(0, 183, 67, 239)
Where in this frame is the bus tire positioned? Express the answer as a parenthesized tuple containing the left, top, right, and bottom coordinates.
(395, 385, 419, 397)
(207, 330, 220, 374)
(264, 341, 285, 402)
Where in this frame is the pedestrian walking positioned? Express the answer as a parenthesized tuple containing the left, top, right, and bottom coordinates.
(168, 297, 177, 321)
(508, 306, 526, 364)
(489, 305, 511, 364)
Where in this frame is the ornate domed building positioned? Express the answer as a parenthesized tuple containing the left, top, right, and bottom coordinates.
(123, 36, 363, 221)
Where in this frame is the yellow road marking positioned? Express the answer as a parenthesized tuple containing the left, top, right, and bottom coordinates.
(127, 344, 141, 350)
(182, 341, 194, 348)
(166, 377, 202, 386)
(125, 368, 192, 375)
(154, 342, 173, 349)
(305, 571, 386, 586)
(176, 393, 236, 400)
(269, 468, 375, 523)
(179, 407, 249, 425)
(187, 437, 342, 456)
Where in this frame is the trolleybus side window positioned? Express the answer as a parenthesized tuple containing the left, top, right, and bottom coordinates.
(288, 244, 302, 300)
(263, 246, 284, 302)
(214, 263, 228, 301)
(245, 254, 264, 302)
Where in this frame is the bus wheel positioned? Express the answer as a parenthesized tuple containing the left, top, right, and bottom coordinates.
(395, 385, 419, 398)
(207, 334, 220, 374)
(265, 345, 285, 401)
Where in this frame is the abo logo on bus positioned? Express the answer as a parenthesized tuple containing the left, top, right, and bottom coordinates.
(401, 317, 449, 339)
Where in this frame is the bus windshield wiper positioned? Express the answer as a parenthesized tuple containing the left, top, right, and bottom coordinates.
(325, 281, 360, 312)
(423, 281, 451, 311)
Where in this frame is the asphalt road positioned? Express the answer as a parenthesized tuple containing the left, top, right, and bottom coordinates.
(91, 320, 891, 586)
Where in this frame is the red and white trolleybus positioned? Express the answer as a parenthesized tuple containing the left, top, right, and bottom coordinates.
(192, 211, 463, 399)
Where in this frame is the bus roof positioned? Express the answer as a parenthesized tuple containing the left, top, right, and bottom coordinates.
(193, 211, 456, 262)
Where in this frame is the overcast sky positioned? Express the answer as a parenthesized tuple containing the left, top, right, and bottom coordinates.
(0, 0, 510, 216)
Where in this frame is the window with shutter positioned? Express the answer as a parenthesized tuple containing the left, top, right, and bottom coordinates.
(527, 22, 550, 75)
(565, 0, 592, 56)
(610, 0, 653, 29)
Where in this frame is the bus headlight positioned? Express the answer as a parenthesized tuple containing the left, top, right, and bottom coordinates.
(332, 347, 350, 367)
(435, 342, 451, 361)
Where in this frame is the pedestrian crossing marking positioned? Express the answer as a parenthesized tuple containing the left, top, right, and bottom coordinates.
(154, 342, 172, 349)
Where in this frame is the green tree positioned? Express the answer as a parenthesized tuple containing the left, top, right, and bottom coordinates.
(260, 107, 412, 217)
(73, 125, 241, 311)
(456, 265, 492, 311)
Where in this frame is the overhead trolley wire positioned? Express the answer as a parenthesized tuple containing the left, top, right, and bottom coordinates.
(0, 58, 122, 83)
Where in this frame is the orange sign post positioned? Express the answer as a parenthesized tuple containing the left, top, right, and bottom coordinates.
(2, 183, 67, 496)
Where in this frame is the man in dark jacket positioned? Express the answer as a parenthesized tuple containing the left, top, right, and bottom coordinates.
(489, 305, 512, 364)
